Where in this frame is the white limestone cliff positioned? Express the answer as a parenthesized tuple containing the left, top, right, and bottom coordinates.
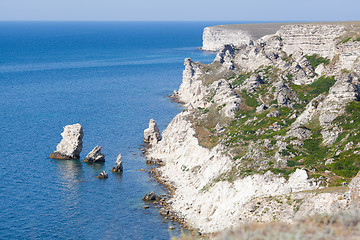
(148, 22, 360, 234)
(202, 26, 251, 51)
(147, 111, 321, 233)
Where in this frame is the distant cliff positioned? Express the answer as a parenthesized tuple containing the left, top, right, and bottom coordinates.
(202, 23, 286, 51)
(148, 22, 360, 234)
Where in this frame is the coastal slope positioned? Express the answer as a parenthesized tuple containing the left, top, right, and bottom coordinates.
(147, 22, 360, 234)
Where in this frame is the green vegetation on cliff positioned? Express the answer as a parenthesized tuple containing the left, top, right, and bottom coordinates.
(189, 58, 359, 187)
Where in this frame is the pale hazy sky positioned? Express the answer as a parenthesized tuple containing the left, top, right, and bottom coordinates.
(0, 0, 359, 21)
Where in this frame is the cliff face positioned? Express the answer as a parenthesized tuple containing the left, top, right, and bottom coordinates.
(148, 22, 360, 234)
(202, 26, 252, 51)
(202, 23, 287, 51)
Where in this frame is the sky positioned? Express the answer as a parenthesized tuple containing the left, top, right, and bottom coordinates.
(0, 0, 359, 21)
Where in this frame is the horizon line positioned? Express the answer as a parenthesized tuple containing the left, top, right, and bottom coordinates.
(0, 20, 359, 23)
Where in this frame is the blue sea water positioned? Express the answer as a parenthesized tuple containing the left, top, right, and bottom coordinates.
(0, 21, 223, 240)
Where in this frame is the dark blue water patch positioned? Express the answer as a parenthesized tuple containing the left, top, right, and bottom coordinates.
(0, 21, 235, 239)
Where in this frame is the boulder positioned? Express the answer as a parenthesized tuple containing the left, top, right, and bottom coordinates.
(111, 154, 123, 172)
(144, 119, 162, 146)
(49, 123, 83, 159)
(83, 146, 105, 163)
(97, 170, 108, 179)
(142, 192, 161, 202)
(160, 208, 169, 215)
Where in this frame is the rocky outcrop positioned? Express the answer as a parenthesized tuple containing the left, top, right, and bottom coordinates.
(83, 146, 105, 163)
(214, 44, 236, 70)
(274, 80, 299, 108)
(111, 154, 123, 172)
(97, 170, 108, 179)
(49, 123, 83, 159)
(144, 119, 162, 146)
(176, 58, 207, 108)
(210, 80, 241, 118)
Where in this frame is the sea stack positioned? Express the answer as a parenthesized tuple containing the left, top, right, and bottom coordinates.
(144, 119, 162, 146)
(111, 154, 123, 172)
(49, 123, 83, 159)
(83, 146, 105, 163)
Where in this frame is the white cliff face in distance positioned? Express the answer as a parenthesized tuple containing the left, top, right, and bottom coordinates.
(202, 23, 289, 51)
(148, 22, 360, 234)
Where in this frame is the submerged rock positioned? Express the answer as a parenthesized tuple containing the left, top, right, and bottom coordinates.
(144, 119, 162, 146)
(83, 146, 105, 163)
(97, 170, 108, 179)
(49, 123, 83, 159)
(111, 154, 123, 172)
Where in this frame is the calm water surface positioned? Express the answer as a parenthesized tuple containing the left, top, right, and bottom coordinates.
(0, 21, 222, 239)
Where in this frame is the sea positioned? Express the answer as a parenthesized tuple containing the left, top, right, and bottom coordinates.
(0, 21, 227, 239)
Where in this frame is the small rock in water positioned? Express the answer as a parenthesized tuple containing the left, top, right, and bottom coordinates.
(49, 123, 83, 159)
(84, 146, 105, 163)
(97, 170, 108, 179)
(169, 226, 175, 230)
(143, 205, 150, 209)
(142, 192, 161, 201)
(111, 154, 123, 172)
(159, 208, 169, 215)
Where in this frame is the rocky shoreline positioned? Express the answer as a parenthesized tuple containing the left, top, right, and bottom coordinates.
(145, 157, 205, 237)
(145, 21, 360, 234)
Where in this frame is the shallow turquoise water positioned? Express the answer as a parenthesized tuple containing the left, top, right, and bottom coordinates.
(0, 21, 221, 239)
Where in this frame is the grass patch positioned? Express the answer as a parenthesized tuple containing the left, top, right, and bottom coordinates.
(305, 54, 330, 69)
(330, 151, 360, 178)
(341, 37, 352, 44)
(309, 76, 335, 95)
(240, 90, 258, 108)
(232, 72, 251, 87)
(269, 167, 297, 180)
(291, 75, 335, 102)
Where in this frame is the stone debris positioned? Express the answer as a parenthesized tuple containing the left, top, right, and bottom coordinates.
(49, 123, 83, 159)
